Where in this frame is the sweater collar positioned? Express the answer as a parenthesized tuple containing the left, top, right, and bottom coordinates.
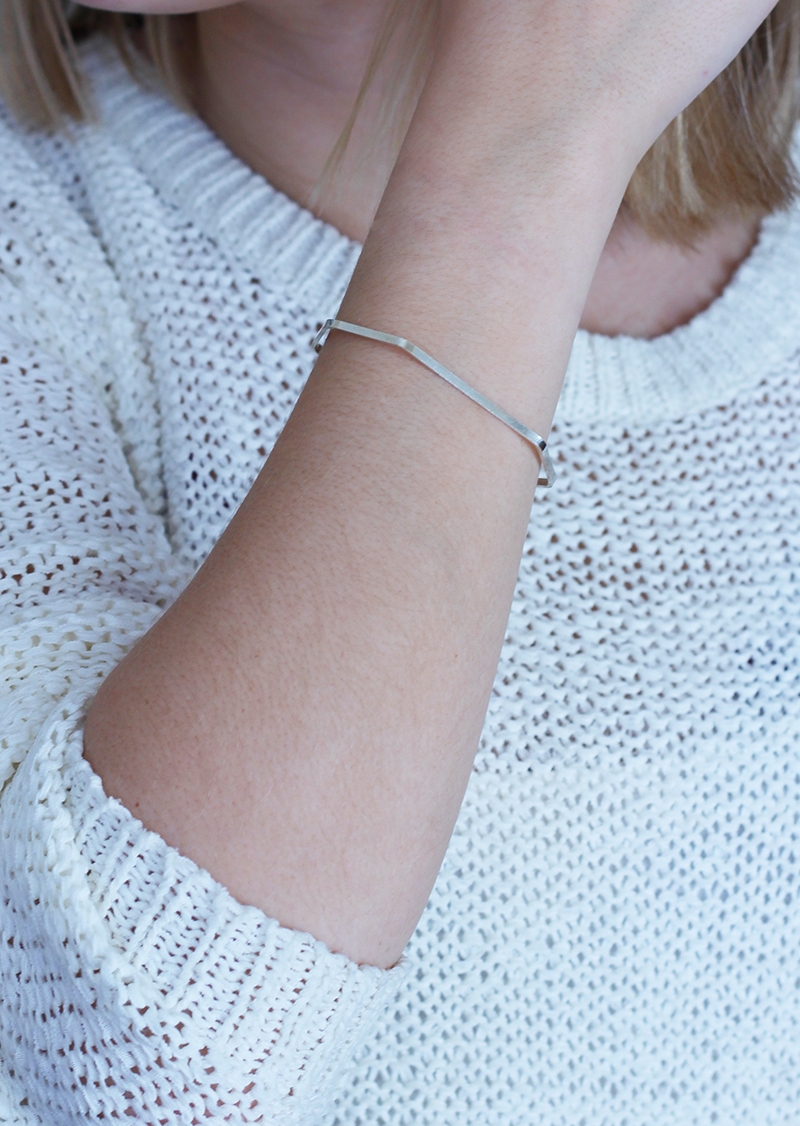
(82, 37, 361, 313)
(83, 36, 800, 427)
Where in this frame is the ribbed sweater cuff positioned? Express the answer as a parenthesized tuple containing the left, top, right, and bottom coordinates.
(1, 693, 407, 1124)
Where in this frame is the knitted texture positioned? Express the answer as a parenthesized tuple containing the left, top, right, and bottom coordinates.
(1, 35, 800, 1125)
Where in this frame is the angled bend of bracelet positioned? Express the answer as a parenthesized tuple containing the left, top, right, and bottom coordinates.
(313, 318, 556, 489)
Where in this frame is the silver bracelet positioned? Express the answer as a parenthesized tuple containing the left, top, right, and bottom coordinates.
(313, 318, 556, 488)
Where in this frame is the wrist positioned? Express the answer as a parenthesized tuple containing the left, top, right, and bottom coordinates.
(342, 131, 626, 434)
(421, 0, 642, 205)
(338, 0, 645, 433)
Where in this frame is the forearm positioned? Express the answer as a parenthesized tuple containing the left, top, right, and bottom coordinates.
(84, 191, 618, 970)
(82, 6, 653, 970)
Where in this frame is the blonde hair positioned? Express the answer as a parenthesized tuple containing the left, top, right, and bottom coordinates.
(1, 0, 800, 242)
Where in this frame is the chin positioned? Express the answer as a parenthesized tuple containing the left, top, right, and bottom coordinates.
(77, 0, 238, 12)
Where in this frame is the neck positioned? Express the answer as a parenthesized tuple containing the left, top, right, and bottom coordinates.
(193, 0, 403, 240)
(580, 210, 761, 338)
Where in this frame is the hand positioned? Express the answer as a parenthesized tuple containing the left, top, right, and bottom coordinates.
(416, 0, 781, 205)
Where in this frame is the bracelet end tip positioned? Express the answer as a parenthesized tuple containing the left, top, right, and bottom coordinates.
(312, 319, 334, 353)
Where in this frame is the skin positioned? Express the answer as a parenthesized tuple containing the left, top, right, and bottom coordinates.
(109, 0, 760, 335)
(187, 0, 762, 336)
(83, 0, 779, 969)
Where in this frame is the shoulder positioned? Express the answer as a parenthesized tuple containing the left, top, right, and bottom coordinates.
(0, 33, 157, 275)
(0, 70, 159, 484)
(0, 92, 94, 235)
(0, 108, 124, 385)
(0, 89, 112, 321)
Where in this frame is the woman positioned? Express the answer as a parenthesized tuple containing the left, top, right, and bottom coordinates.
(1, 0, 798, 1120)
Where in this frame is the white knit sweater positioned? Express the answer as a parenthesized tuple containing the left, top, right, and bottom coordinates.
(1, 35, 799, 1126)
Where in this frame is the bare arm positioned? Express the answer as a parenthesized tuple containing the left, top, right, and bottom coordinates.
(83, 0, 777, 969)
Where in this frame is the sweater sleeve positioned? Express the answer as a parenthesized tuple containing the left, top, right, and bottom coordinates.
(0, 130, 405, 1126)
